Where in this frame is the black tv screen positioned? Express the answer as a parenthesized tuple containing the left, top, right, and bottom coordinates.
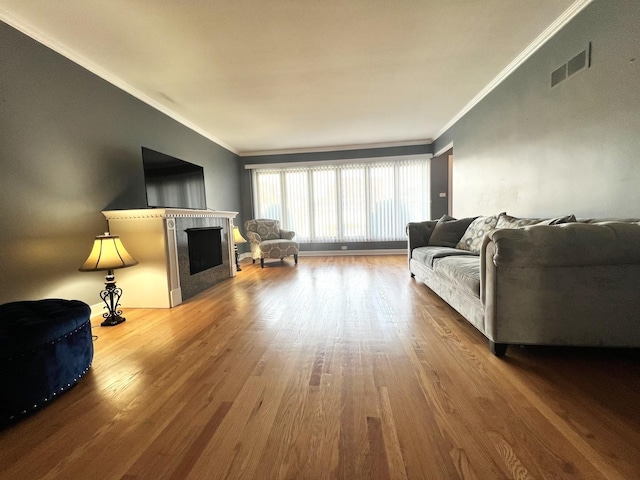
(142, 147, 207, 210)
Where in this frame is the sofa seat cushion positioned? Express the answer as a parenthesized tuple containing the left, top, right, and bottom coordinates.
(432, 256, 481, 299)
(412, 246, 478, 268)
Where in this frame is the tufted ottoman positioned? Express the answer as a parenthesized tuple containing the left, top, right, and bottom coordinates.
(0, 299, 94, 428)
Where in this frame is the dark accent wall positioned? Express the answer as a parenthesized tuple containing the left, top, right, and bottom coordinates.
(0, 22, 241, 305)
(432, 0, 640, 219)
(239, 144, 432, 251)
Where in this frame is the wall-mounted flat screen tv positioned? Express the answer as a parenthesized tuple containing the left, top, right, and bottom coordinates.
(142, 147, 207, 210)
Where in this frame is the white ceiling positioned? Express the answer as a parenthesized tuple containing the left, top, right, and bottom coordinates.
(0, 0, 590, 156)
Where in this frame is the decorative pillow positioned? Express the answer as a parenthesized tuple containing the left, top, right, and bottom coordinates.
(495, 214, 542, 229)
(428, 214, 477, 247)
(495, 213, 577, 229)
(456, 213, 505, 253)
(536, 214, 576, 225)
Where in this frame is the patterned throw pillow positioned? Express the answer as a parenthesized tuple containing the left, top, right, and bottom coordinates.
(495, 214, 542, 229)
(495, 213, 576, 228)
(456, 213, 505, 253)
(536, 214, 576, 225)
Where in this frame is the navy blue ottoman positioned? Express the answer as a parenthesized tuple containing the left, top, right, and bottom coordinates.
(0, 299, 94, 428)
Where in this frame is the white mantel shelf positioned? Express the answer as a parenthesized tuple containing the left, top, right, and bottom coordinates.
(103, 208, 239, 309)
(103, 208, 238, 220)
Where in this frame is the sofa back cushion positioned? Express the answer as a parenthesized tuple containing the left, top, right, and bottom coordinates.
(428, 215, 477, 247)
(406, 220, 438, 250)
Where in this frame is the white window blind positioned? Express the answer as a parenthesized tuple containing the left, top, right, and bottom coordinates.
(252, 157, 430, 242)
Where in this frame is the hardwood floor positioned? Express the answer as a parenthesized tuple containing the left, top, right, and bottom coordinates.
(1, 255, 640, 479)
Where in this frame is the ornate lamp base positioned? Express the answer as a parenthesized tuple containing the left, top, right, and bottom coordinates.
(235, 245, 242, 272)
(99, 271, 127, 327)
(101, 315, 126, 327)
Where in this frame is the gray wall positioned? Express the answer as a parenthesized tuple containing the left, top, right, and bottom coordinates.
(430, 148, 451, 219)
(239, 144, 432, 251)
(433, 0, 640, 219)
(0, 22, 241, 305)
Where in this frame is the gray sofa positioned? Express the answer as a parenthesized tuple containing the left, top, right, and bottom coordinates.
(407, 215, 640, 356)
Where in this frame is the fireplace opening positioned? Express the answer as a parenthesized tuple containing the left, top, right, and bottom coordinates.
(185, 227, 223, 275)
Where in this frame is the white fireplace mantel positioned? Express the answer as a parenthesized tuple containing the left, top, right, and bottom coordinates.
(103, 208, 239, 309)
(102, 208, 238, 221)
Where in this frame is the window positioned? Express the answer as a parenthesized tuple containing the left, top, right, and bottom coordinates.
(251, 157, 430, 242)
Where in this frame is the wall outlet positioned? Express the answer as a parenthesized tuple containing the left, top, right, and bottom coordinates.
(341, 246, 348, 250)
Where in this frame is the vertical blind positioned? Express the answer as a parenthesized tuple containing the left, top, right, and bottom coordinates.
(252, 157, 430, 242)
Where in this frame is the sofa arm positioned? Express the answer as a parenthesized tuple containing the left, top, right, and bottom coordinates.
(406, 220, 437, 252)
(481, 222, 640, 346)
(280, 229, 296, 240)
(481, 222, 640, 305)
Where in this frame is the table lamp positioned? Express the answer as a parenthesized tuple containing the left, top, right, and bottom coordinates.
(233, 226, 247, 272)
(79, 232, 138, 326)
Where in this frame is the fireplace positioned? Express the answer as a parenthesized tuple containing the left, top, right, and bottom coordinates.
(102, 208, 238, 308)
(186, 227, 222, 275)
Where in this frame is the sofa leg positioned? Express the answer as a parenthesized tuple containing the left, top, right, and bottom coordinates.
(294, 254, 298, 264)
(260, 258, 264, 268)
(252, 259, 255, 264)
(489, 341, 508, 357)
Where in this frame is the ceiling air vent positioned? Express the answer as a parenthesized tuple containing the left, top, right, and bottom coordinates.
(551, 42, 591, 88)
(551, 64, 567, 87)
(568, 50, 587, 76)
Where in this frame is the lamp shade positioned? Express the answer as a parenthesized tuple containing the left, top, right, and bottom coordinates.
(233, 226, 247, 244)
(79, 233, 138, 272)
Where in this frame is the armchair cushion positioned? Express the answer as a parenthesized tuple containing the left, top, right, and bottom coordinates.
(259, 239, 299, 259)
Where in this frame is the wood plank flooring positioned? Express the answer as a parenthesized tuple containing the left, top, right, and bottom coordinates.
(1, 255, 640, 479)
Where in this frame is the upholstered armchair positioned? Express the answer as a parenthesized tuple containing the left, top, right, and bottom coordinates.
(244, 219, 299, 268)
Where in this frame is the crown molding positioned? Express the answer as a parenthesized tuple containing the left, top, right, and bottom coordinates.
(433, 142, 454, 158)
(0, 8, 239, 155)
(239, 139, 432, 157)
(434, 0, 595, 141)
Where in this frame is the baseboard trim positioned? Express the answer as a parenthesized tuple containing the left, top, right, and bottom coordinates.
(89, 303, 104, 320)
(238, 249, 406, 262)
(299, 249, 406, 257)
